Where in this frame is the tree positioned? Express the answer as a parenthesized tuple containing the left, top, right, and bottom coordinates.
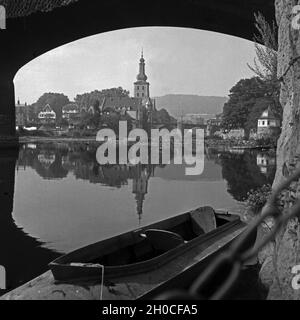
(93, 99, 101, 114)
(247, 12, 282, 122)
(222, 78, 266, 135)
(32, 93, 70, 121)
(248, 12, 278, 82)
(75, 87, 130, 110)
(79, 112, 99, 129)
(152, 108, 177, 124)
(222, 77, 283, 137)
(57, 117, 69, 127)
(220, 152, 275, 201)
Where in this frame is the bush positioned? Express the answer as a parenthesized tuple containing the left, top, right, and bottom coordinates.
(244, 184, 273, 214)
(255, 136, 278, 146)
(207, 135, 223, 140)
(72, 131, 81, 138)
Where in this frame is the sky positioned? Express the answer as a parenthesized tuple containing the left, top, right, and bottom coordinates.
(14, 27, 257, 104)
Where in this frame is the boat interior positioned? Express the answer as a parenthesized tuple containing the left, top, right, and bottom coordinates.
(87, 209, 235, 267)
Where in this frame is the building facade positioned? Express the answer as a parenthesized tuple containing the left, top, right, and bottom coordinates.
(98, 51, 155, 128)
(134, 51, 150, 100)
(15, 99, 28, 127)
(38, 104, 56, 124)
(257, 107, 281, 137)
(62, 103, 80, 120)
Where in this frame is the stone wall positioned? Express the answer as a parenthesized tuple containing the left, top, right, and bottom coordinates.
(259, 0, 300, 299)
(257, 126, 281, 138)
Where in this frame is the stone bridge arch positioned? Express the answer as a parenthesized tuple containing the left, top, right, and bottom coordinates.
(0, 0, 275, 135)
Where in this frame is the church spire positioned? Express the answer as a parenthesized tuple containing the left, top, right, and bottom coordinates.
(134, 50, 150, 99)
(136, 51, 147, 81)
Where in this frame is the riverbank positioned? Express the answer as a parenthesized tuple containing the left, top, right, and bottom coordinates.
(19, 136, 98, 143)
(205, 139, 276, 150)
(17, 135, 277, 150)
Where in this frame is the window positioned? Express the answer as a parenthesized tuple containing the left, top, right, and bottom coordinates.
(137, 93, 139, 97)
(137, 86, 139, 90)
(262, 121, 265, 125)
(142, 93, 144, 97)
(142, 86, 144, 90)
(267, 121, 270, 126)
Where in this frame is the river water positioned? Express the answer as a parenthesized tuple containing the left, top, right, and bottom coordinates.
(0, 142, 276, 295)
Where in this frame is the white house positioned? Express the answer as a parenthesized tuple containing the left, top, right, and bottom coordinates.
(257, 107, 280, 136)
(62, 103, 80, 119)
(38, 104, 56, 122)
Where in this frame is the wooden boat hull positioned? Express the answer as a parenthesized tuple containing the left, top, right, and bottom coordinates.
(2, 209, 254, 300)
(49, 207, 246, 283)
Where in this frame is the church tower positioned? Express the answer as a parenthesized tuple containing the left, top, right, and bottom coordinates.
(134, 50, 150, 99)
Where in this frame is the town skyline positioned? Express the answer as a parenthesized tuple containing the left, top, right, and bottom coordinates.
(14, 27, 257, 105)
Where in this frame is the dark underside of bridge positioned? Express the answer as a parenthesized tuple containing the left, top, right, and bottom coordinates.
(0, 0, 275, 135)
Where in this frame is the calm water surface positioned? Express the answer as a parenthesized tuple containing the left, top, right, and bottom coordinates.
(0, 142, 276, 292)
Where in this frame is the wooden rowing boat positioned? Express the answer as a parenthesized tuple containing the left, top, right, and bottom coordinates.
(2, 206, 255, 300)
(49, 207, 250, 283)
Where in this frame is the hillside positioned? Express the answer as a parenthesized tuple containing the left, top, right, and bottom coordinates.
(154, 94, 227, 118)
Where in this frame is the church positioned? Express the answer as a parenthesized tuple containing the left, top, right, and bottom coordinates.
(100, 51, 156, 127)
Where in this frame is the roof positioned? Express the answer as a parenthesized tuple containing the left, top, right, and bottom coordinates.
(259, 106, 278, 120)
(101, 97, 142, 111)
(141, 97, 153, 107)
(15, 103, 26, 108)
(62, 103, 79, 112)
(40, 104, 55, 113)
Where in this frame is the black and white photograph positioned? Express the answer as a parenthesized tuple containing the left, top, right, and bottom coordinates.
(0, 0, 299, 312)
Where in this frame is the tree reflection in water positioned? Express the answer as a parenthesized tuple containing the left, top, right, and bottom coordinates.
(218, 149, 276, 201)
(3, 142, 276, 293)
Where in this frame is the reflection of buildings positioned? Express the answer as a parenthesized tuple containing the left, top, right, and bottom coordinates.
(228, 148, 245, 155)
(257, 153, 276, 176)
(0, 149, 59, 293)
(18, 143, 157, 222)
(18, 145, 68, 180)
(37, 153, 56, 168)
(132, 164, 153, 223)
(219, 150, 276, 201)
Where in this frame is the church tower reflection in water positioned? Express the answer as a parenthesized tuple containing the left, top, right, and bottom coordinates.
(132, 164, 154, 224)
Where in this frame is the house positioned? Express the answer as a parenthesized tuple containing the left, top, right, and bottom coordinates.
(62, 103, 80, 120)
(15, 99, 28, 127)
(38, 104, 56, 123)
(101, 97, 140, 114)
(257, 107, 280, 137)
(182, 114, 205, 126)
(81, 52, 155, 129)
(221, 129, 245, 140)
(207, 115, 222, 136)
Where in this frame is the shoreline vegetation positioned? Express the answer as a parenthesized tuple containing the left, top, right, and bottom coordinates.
(0, 134, 278, 150)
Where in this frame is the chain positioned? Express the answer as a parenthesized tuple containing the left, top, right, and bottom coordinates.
(158, 167, 300, 300)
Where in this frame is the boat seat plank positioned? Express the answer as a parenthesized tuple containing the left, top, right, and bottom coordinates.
(143, 229, 186, 252)
(190, 206, 217, 235)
